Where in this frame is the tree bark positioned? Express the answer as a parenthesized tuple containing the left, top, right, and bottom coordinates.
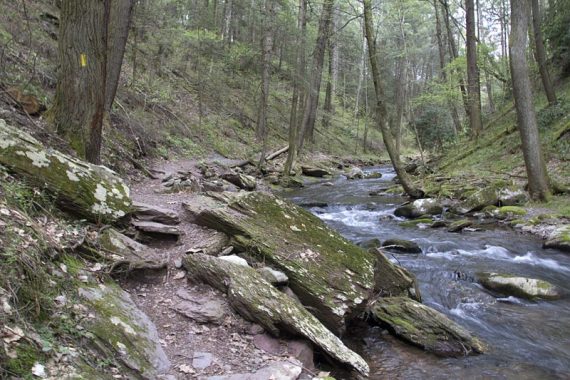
(297, 0, 334, 150)
(466, 0, 483, 138)
(363, 0, 423, 199)
(256, 0, 273, 148)
(284, 0, 307, 177)
(531, 0, 557, 105)
(51, 0, 110, 164)
(510, 0, 551, 201)
(322, 43, 334, 130)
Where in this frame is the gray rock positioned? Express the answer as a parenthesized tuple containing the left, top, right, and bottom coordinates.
(394, 199, 443, 219)
(192, 352, 214, 369)
(497, 187, 528, 206)
(218, 254, 249, 267)
(455, 188, 499, 214)
(132, 220, 183, 237)
(357, 238, 382, 250)
(381, 239, 422, 254)
(364, 171, 383, 179)
(253, 333, 284, 355)
(172, 292, 229, 324)
(477, 272, 562, 300)
(287, 340, 314, 370)
(131, 201, 180, 225)
(206, 360, 303, 380)
(258, 267, 289, 286)
(345, 167, 364, 180)
(543, 225, 570, 252)
(221, 172, 257, 191)
(447, 219, 473, 233)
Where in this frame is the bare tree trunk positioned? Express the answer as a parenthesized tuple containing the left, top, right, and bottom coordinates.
(51, 0, 110, 164)
(222, 0, 233, 42)
(466, 0, 483, 138)
(322, 43, 334, 129)
(531, 0, 557, 105)
(297, 0, 334, 151)
(434, 0, 460, 136)
(363, 0, 423, 199)
(256, 0, 273, 168)
(510, 0, 550, 201)
(284, 0, 307, 177)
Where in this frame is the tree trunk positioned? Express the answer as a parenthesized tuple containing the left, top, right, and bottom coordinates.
(105, 0, 134, 113)
(466, 0, 483, 138)
(222, 0, 233, 42)
(510, 0, 551, 201)
(531, 0, 557, 105)
(51, 0, 110, 164)
(434, 0, 460, 136)
(363, 0, 423, 199)
(322, 43, 334, 130)
(256, 0, 273, 168)
(284, 0, 307, 177)
(297, 0, 334, 150)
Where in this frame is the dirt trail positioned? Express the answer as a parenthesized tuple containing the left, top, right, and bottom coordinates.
(120, 158, 313, 379)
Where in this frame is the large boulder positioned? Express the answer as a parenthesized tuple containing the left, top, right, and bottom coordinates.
(0, 119, 131, 223)
(543, 225, 570, 253)
(477, 272, 562, 300)
(183, 252, 369, 376)
(455, 188, 499, 214)
(381, 239, 422, 254)
(183, 191, 417, 334)
(301, 165, 331, 177)
(79, 282, 170, 378)
(394, 199, 443, 219)
(369, 297, 486, 357)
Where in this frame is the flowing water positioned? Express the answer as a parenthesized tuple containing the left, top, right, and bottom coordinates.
(283, 166, 570, 379)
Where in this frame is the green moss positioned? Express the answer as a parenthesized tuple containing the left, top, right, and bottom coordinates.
(498, 206, 527, 216)
(399, 218, 433, 227)
(6, 341, 45, 379)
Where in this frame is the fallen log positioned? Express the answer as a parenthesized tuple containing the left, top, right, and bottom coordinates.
(0, 119, 131, 223)
(183, 252, 369, 376)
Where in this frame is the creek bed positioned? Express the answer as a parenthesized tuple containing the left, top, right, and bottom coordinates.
(283, 166, 570, 379)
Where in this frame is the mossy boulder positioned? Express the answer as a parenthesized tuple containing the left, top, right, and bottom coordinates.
(543, 225, 570, 253)
(381, 239, 422, 254)
(369, 297, 486, 357)
(221, 172, 257, 191)
(182, 191, 417, 334)
(399, 218, 433, 228)
(0, 119, 131, 223)
(301, 165, 331, 177)
(394, 199, 443, 219)
(357, 238, 382, 250)
(79, 282, 170, 378)
(447, 219, 473, 233)
(455, 188, 499, 214)
(477, 272, 562, 300)
(183, 252, 369, 376)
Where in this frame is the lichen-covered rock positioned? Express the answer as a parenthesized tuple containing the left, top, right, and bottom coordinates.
(543, 225, 570, 253)
(455, 188, 499, 214)
(183, 252, 369, 376)
(0, 119, 131, 223)
(369, 297, 486, 357)
(477, 272, 562, 300)
(79, 282, 170, 378)
(182, 192, 416, 335)
(497, 187, 528, 206)
(131, 220, 183, 237)
(381, 239, 422, 254)
(394, 199, 443, 219)
(258, 267, 289, 286)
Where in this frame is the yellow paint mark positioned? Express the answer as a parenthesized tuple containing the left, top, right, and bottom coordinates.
(80, 53, 87, 67)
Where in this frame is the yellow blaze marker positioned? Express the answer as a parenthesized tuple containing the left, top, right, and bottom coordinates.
(80, 53, 87, 67)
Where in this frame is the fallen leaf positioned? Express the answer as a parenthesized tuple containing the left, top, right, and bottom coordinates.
(178, 364, 195, 374)
(2, 326, 24, 344)
(31, 362, 47, 378)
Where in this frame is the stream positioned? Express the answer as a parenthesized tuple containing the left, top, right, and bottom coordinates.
(283, 166, 570, 379)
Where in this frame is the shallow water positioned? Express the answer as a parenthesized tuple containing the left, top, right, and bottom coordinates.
(283, 166, 570, 379)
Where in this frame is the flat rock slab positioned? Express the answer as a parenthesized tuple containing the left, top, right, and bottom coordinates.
(183, 252, 369, 376)
(132, 220, 183, 236)
(172, 290, 230, 324)
(477, 272, 561, 300)
(132, 201, 180, 225)
(369, 297, 485, 357)
(205, 360, 303, 380)
(183, 192, 416, 335)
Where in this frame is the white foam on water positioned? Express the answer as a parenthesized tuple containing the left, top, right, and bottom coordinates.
(456, 245, 512, 260)
(512, 252, 570, 272)
(318, 207, 391, 229)
(449, 302, 485, 324)
(496, 296, 526, 305)
(426, 251, 458, 260)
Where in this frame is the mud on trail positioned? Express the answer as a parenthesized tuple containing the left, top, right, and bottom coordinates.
(120, 158, 315, 379)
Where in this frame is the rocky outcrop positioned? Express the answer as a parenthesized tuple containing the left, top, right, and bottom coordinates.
(183, 191, 417, 335)
(368, 297, 486, 357)
(543, 225, 570, 253)
(381, 239, 422, 254)
(477, 272, 562, 300)
(131, 201, 180, 225)
(79, 282, 170, 378)
(0, 119, 131, 223)
(394, 199, 443, 219)
(301, 165, 331, 177)
(183, 252, 369, 376)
